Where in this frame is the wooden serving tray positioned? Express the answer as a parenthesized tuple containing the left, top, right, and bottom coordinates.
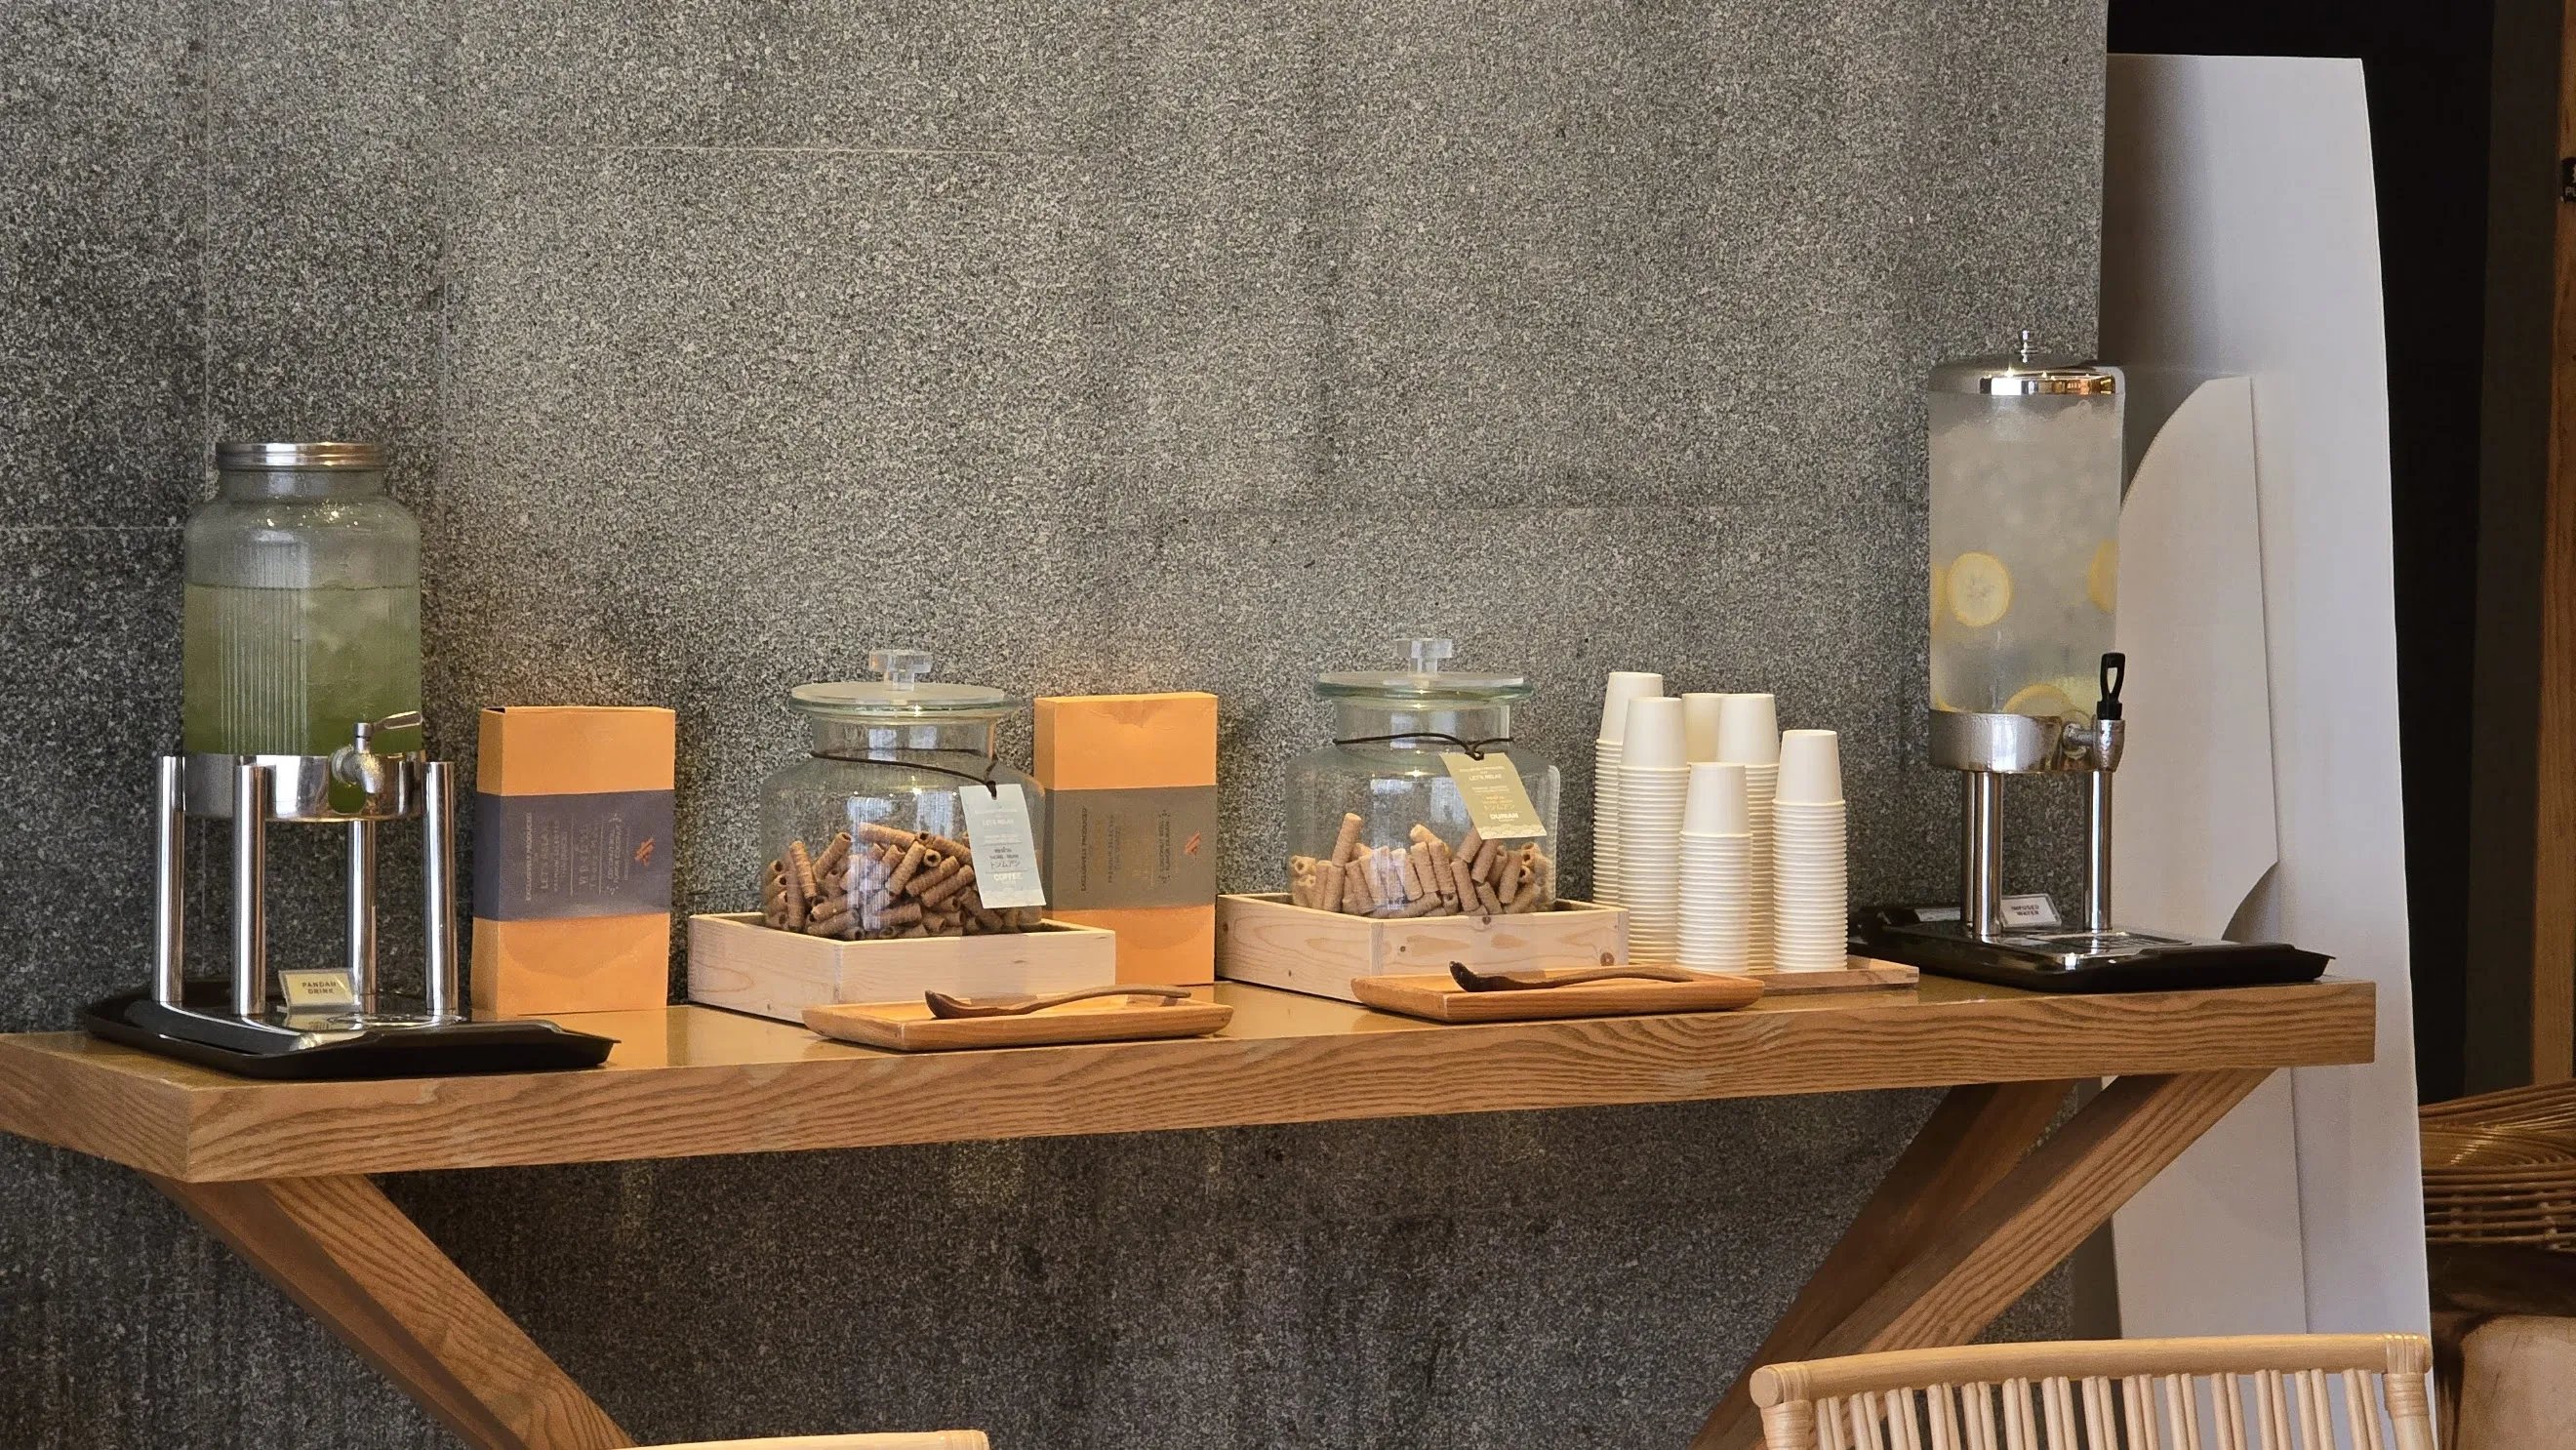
(1348, 969, 1762, 1024)
(803, 994, 1233, 1052)
(1738, 957, 1919, 994)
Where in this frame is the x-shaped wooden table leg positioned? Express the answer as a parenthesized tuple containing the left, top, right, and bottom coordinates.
(1694, 1067, 2273, 1449)
(148, 1171, 633, 1450)
(137, 1067, 2266, 1450)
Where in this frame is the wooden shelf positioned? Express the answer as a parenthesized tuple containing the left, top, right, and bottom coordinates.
(0, 975, 2373, 1185)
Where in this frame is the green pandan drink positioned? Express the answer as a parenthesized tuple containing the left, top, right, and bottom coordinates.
(181, 443, 422, 759)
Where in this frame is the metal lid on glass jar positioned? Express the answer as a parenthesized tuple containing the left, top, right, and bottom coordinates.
(789, 649, 1015, 720)
(1316, 636, 1531, 701)
(1928, 331, 2118, 397)
(214, 441, 388, 469)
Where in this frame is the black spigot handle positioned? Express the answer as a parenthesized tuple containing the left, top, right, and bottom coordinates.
(2098, 652, 2126, 720)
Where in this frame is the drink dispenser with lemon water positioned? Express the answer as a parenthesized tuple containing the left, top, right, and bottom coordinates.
(1928, 336, 2121, 719)
(1861, 336, 2331, 990)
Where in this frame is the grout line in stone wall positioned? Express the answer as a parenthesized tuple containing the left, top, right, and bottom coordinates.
(0, 525, 185, 536)
(0, 528, 183, 538)
(193, 0, 215, 503)
(463, 141, 1071, 161)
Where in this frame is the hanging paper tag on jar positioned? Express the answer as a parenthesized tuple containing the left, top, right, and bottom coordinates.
(1440, 751, 1548, 839)
(957, 783, 1048, 909)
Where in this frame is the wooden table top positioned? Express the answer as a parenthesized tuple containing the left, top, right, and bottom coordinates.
(0, 976, 2374, 1184)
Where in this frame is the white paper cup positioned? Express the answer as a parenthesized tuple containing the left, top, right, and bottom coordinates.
(1597, 672, 1668, 744)
(1681, 693, 1727, 762)
(1680, 761, 1750, 836)
(1776, 729, 1843, 804)
(1592, 740, 1625, 905)
(1714, 694, 1779, 764)
(1621, 697, 1688, 771)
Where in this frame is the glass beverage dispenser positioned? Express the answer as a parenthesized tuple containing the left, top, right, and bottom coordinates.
(90, 442, 612, 1069)
(1928, 334, 2122, 720)
(1924, 335, 2125, 938)
(1862, 336, 2330, 990)
(156, 439, 460, 1034)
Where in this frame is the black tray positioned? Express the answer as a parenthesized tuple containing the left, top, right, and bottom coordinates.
(80, 987, 618, 1079)
(1854, 907, 2332, 994)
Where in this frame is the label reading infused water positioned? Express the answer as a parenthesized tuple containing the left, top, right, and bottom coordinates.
(277, 969, 358, 1010)
(1439, 751, 1549, 840)
(957, 783, 1048, 909)
(2000, 894, 2062, 929)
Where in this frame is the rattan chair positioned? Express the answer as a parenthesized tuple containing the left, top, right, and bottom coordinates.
(1751, 1335, 2434, 1450)
(2422, 1082, 2576, 1249)
(642, 1434, 986, 1449)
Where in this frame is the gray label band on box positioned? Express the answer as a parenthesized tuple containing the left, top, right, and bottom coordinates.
(472, 788, 676, 921)
(1043, 785, 1219, 911)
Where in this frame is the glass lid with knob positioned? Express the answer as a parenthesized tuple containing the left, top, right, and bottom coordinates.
(1315, 635, 1532, 702)
(790, 648, 1017, 722)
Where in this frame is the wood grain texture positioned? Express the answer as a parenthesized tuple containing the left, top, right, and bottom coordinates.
(641, 1435, 986, 1449)
(2536, 0, 2576, 1085)
(1698, 1078, 2075, 1449)
(803, 996, 1232, 1051)
(1737, 961, 1920, 995)
(150, 1172, 631, 1450)
(1216, 892, 1628, 1002)
(1349, 968, 1762, 1022)
(0, 978, 2373, 1183)
(1779, 1070, 2272, 1385)
(686, 913, 1115, 1023)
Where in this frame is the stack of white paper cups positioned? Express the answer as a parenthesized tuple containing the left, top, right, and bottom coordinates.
(1677, 761, 1751, 970)
(1615, 696, 1689, 957)
(1714, 694, 1780, 967)
(1592, 671, 1664, 906)
(1771, 728, 1849, 971)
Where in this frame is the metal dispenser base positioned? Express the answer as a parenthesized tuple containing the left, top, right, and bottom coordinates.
(87, 720, 613, 1076)
(1859, 677, 2329, 993)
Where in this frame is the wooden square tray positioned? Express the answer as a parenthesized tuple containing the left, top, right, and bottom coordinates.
(803, 994, 1232, 1052)
(1217, 892, 1629, 1004)
(688, 912, 1118, 1024)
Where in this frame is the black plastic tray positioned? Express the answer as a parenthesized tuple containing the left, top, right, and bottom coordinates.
(80, 988, 618, 1079)
(1854, 907, 2332, 994)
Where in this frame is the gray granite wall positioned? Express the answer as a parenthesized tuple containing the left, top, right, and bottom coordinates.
(1, 1, 2104, 1445)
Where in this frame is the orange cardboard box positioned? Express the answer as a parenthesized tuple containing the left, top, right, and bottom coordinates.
(1035, 693, 1219, 985)
(471, 705, 676, 1017)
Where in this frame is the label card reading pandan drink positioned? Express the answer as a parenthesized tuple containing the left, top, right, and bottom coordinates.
(957, 784, 1048, 909)
(1440, 751, 1549, 840)
(277, 969, 358, 1011)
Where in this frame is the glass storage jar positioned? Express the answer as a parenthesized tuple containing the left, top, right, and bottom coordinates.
(757, 649, 1046, 940)
(1284, 637, 1561, 918)
(1927, 333, 2123, 718)
(181, 441, 423, 757)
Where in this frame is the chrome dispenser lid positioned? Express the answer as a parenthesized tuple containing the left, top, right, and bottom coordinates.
(1929, 331, 2118, 397)
(790, 649, 1015, 719)
(214, 441, 388, 469)
(1317, 635, 1531, 701)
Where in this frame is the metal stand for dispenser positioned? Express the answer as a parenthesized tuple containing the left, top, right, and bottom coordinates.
(1859, 656, 2329, 992)
(89, 713, 615, 1076)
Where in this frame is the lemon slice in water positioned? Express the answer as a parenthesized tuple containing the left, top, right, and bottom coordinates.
(2087, 540, 2117, 613)
(2003, 681, 2073, 718)
(1945, 551, 2013, 628)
